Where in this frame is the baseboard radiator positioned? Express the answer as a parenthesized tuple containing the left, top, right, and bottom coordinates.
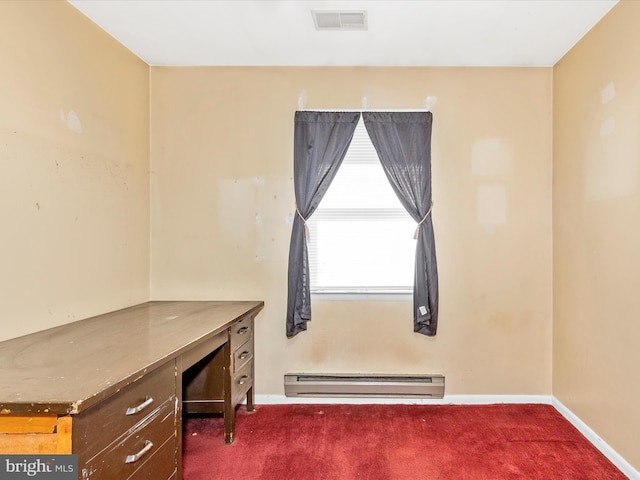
(284, 373, 445, 398)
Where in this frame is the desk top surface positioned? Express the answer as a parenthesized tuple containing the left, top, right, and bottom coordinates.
(0, 301, 264, 416)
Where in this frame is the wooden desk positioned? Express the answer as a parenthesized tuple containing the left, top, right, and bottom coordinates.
(0, 300, 264, 480)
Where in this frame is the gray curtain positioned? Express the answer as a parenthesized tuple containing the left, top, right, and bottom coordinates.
(363, 112, 438, 335)
(286, 111, 360, 338)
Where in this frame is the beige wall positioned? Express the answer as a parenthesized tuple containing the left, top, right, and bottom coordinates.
(0, 1, 150, 341)
(553, 0, 640, 470)
(150, 67, 553, 396)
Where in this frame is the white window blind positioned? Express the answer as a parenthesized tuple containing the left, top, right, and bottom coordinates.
(308, 118, 416, 293)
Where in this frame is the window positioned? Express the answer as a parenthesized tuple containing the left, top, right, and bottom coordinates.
(307, 118, 417, 294)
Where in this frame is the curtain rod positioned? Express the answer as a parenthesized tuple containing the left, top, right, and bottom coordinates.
(296, 92, 437, 112)
(297, 109, 431, 113)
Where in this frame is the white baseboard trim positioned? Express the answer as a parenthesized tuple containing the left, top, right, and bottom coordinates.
(254, 394, 552, 406)
(252, 394, 637, 478)
(552, 397, 639, 480)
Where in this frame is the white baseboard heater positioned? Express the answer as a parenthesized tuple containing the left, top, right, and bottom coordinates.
(284, 373, 445, 398)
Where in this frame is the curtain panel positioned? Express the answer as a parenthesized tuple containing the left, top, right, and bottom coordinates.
(363, 112, 439, 335)
(286, 111, 360, 338)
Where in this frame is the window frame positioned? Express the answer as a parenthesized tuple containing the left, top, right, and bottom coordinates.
(307, 117, 416, 298)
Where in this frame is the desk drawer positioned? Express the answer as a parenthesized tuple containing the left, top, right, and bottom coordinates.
(229, 315, 253, 351)
(128, 435, 177, 480)
(232, 362, 253, 407)
(74, 362, 176, 462)
(233, 339, 253, 373)
(80, 399, 176, 480)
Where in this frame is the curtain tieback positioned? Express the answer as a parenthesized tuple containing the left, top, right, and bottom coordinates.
(414, 202, 434, 239)
(295, 204, 310, 242)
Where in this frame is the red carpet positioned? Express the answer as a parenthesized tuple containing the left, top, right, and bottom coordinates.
(183, 404, 626, 480)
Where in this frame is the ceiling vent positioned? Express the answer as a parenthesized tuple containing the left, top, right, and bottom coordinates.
(312, 10, 368, 31)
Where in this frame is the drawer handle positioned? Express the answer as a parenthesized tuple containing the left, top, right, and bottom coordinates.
(239, 351, 250, 360)
(238, 375, 250, 386)
(237, 326, 249, 335)
(125, 396, 154, 416)
(125, 440, 154, 464)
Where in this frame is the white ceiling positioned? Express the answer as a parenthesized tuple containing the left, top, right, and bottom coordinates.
(68, 0, 618, 67)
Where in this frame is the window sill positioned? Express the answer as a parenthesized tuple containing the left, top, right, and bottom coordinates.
(311, 291, 412, 302)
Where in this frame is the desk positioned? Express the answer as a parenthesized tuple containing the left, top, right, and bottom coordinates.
(0, 300, 264, 480)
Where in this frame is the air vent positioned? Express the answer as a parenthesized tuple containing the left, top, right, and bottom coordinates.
(312, 10, 368, 31)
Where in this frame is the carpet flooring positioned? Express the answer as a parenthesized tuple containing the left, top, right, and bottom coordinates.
(182, 404, 626, 479)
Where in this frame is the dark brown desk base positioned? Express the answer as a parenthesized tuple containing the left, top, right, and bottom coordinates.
(182, 310, 256, 444)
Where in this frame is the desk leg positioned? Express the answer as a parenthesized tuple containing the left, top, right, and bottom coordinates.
(223, 403, 234, 444)
(175, 359, 183, 480)
(246, 386, 255, 413)
(223, 342, 234, 444)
